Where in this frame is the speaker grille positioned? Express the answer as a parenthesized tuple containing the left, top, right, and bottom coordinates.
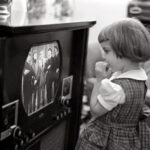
(40, 120, 67, 150)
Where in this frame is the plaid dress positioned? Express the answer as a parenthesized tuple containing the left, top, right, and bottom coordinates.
(76, 78, 150, 150)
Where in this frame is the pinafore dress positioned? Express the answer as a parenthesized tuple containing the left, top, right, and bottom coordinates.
(75, 78, 150, 150)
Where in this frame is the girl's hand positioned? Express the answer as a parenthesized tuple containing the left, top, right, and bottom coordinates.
(95, 61, 112, 80)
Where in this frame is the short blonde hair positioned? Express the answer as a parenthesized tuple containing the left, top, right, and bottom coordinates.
(98, 18, 150, 62)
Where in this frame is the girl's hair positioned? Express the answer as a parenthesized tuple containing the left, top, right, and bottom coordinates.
(98, 18, 150, 62)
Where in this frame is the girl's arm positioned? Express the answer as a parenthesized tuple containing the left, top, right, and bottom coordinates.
(90, 78, 108, 117)
(90, 61, 112, 117)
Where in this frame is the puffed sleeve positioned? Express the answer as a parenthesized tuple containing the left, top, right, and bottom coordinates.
(97, 78, 125, 111)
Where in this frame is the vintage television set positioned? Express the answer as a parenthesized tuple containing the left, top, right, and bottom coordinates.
(0, 16, 96, 150)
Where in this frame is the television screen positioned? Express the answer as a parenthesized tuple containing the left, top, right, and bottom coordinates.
(21, 41, 61, 115)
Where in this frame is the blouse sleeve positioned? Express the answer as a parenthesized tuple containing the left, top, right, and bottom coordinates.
(97, 78, 125, 111)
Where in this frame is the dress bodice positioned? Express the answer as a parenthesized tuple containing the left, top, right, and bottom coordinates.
(97, 78, 146, 125)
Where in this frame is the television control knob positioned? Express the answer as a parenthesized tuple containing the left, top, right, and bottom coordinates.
(64, 99, 70, 106)
(24, 135, 29, 143)
(60, 112, 63, 118)
(60, 96, 65, 103)
(27, 131, 35, 140)
(31, 132, 35, 138)
(21, 135, 29, 144)
(51, 114, 60, 121)
(63, 110, 67, 116)
(56, 115, 60, 120)
(14, 144, 19, 150)
(14, 138, 24, 149)
(19, 139, 24, 146)
(67, 108, 71, 114)
(13, 127, 22, 138)
(60, 97, 70, 106)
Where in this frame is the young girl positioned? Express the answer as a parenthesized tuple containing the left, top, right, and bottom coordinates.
(75, 18, 150, 150)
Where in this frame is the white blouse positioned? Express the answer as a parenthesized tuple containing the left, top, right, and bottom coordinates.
(97, 68, 147, 111)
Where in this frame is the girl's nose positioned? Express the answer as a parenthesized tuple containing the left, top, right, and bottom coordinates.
(99, 48, 106, 60)
(101, 52, 106, 60)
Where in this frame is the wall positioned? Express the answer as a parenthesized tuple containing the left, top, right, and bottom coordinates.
(74, 0, 131, 43)
(11, 0, 131, 43)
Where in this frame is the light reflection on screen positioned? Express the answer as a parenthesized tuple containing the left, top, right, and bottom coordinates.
(22, 41, 60, 115)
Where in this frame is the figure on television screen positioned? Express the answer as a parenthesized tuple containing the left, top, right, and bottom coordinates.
(22, 53, 37, 114)
(38, 50, 47, 107)
(32, 50, 45, 109)
(44, 47, 55, 103)
(52, 45, 60, 90)
(32, 52, 41, 111)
